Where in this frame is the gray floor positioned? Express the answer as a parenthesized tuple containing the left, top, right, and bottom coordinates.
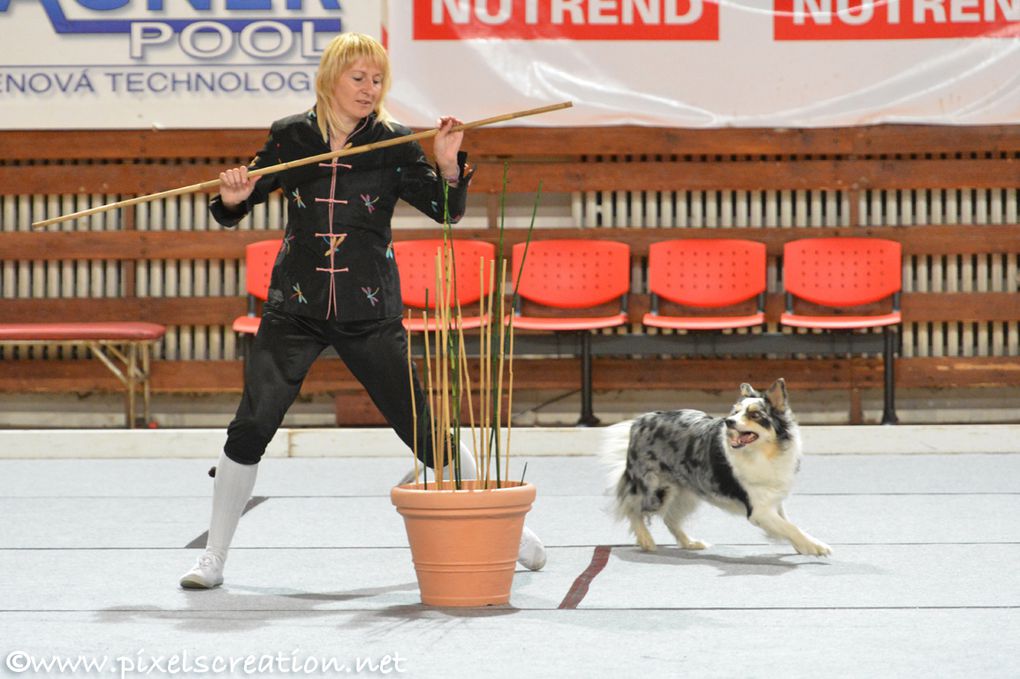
(1, 452, 1018, 678)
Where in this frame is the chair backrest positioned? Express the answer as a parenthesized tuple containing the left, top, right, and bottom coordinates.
(648, 239, 766, 308)
(511, 239, 631, 309)
(394, 239, 496, 309)
(245, 239, 282, 301)
(783, 238, 902, 307)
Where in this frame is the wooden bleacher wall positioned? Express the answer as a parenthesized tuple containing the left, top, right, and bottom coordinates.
(1, 125, 1018, 422)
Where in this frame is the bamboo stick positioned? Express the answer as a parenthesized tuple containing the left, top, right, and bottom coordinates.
(479, 259, 489, 487)
(444, 249, 454, 485)
(442, 236, 465, 488)
(451, 251, 478, 482)
(448, 245, 460, 487)
(422, 307, 437, 486)
(495, 258, 508, 487)
(483, 259, 497, 487)
(505, 314, 516, 485)
(484, 261, 493, 487)
(438, 248, 452, 487)
(31, 101, 572, 229)
(457, 314, 477, 477)
(464, 257, 481, 476)
(445, 248, 455, 485)
(433, 249, 446, 485)
(476, 256, 487, 479)
(406, 311, 419, 486)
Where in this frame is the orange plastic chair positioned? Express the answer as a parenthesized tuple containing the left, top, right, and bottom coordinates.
(781, 237, 903, 423)
(233, 239, 281, 337)
(395, 239, 496, 331)
(644, 239, 767, 330)
(510, 239, 631, 425)
(781, 238, 902, 330)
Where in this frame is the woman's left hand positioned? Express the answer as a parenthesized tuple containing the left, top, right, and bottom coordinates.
(433, 115, 464, 181)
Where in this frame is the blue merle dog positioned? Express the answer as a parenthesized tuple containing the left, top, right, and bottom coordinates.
(605, 379, 831, 556)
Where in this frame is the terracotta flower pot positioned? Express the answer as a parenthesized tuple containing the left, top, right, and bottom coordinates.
(391, 480, 536, 607)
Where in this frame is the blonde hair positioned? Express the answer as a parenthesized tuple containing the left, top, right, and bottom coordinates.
(315, 32, 393, 142)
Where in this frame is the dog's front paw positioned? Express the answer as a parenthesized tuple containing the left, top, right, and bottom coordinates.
(680, 539, 710, 551)
(637, 535, 658, 552)
(795, 539, 832, 557)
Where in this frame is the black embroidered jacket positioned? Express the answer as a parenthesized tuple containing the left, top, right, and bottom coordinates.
(210, 109, 472, 321)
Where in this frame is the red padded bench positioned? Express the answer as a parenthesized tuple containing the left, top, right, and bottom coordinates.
(0, 322, 166, 428)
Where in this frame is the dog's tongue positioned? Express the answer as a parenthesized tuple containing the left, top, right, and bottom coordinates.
(737, 432, 758, 446)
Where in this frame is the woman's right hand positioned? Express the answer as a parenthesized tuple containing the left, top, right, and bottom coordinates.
(218, 166, 256, 210)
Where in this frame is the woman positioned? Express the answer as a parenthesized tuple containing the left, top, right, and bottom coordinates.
(180, 33, 545, 590)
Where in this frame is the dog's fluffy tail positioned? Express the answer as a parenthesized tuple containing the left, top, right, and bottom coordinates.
(599, 420, 633, 496)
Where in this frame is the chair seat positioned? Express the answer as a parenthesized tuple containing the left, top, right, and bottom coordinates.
(512, 313, 629, 331)
(232, 315, 262, 335)
(403, 315, 489, 332)
(0, 322, 166, 341)
(780, 311, 902, 330)
(643, 312, 765, 330)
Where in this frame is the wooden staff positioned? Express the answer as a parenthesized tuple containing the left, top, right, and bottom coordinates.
(31, 101, 573, 230)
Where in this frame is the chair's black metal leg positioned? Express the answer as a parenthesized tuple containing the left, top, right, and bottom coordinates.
(578, 331, 600, 427)
(881, 326, 899, 425)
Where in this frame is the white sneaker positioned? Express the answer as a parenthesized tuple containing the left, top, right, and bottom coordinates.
(518, 526, 546, 571)
(179, 552, 224, 590)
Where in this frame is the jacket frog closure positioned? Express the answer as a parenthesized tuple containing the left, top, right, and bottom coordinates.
(210, 109, 473, 321)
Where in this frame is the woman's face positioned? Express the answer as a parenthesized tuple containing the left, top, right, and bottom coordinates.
(332, 57, 384, 130)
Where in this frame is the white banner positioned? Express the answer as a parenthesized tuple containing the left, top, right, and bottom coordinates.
(0, 0, 381, 129)
(387, 0, 1020, 128)
(2, 0, 1019, 129)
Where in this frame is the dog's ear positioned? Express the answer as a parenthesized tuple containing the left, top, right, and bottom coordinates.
(766, 378, 788, 410)
(739, 383, 756, 398)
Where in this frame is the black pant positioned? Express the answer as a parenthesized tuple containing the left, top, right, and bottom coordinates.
(224, 307, 435, 467)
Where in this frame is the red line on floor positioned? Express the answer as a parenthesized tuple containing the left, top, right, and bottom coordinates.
(558, 545, 612, 609)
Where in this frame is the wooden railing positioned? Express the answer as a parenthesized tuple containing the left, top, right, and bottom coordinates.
(1, 124, 1018, 422)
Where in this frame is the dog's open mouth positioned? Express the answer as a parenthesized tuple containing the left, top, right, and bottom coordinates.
(729, 431, 759, 448)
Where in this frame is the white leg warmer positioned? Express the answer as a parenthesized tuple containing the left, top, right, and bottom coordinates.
(205, 451, 258, 562)
(456, 440, 478, 479)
